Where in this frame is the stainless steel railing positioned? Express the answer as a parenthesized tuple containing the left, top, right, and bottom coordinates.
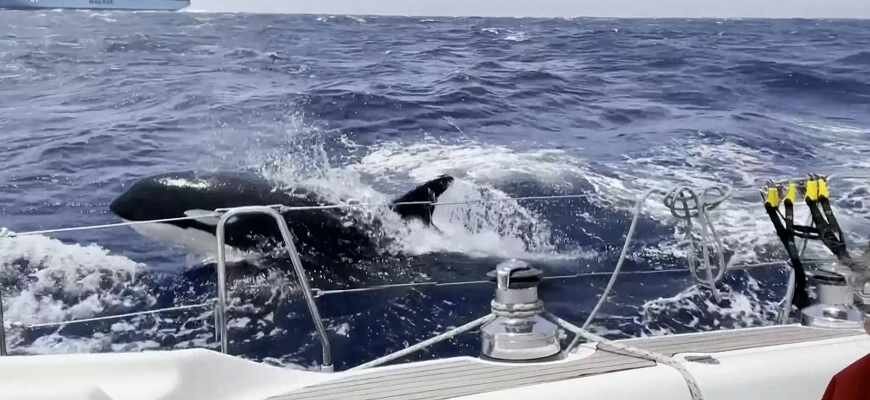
(0, 287, 7, 356)
(0, 205, 334, 369)
(214, 205, 333, 372)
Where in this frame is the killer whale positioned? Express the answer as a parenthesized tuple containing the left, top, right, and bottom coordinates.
(110, 171, 455, 266)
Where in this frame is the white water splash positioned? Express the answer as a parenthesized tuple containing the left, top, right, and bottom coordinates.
(355, 139, 590, 189)
(250, 124, 591, 259)
(0, 233, 151, 354)
(638, 271, 784, 335)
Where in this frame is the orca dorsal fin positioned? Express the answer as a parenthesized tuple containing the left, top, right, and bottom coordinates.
(391, 175, 454, 225)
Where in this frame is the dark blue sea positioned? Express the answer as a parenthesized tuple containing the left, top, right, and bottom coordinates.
(2, 11, 870, 370)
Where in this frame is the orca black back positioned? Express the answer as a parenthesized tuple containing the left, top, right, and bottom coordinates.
(110, 171, 456, 268)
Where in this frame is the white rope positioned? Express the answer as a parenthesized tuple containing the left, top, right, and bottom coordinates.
(579, 188, 663, 331)
(780, 267, 797, 324)
(547, 312, 704, 400)
(580, 328, 705, 400)
(572, 184, 734, 349)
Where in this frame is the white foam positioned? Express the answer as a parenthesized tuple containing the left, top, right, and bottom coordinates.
(244, 123, 592, 259)
(0, 234, 150, 353)
(504, 31, 530, 42)
(332, 322, 351, 337)
(22, 333, 112, 355)
(351, 140, 601, 257)
(355, 140, 590, 187)
(227, 317, 251, 329)
(88, 12, 117, 23)
(613, 137, 805, 264)
(110, 321, 136, 333)
(638, 272, 782, 334)
(790, 118, 870, 136)
(392, 179, 561, 257)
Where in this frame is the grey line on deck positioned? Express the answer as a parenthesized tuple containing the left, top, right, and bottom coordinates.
(270, 325, 862, 400)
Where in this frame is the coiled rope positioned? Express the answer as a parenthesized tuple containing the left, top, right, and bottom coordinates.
(663, 185, 732, 301)
(578, 183, 733, 332)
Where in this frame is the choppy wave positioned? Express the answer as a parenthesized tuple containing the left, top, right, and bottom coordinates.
(2, 12, 870, 368)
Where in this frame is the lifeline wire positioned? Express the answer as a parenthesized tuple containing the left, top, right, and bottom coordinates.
(2, 194, 594, 238)
(2, 175, 857, 239)
(350, 314, 495, 371)
(22, 301, 216, 330)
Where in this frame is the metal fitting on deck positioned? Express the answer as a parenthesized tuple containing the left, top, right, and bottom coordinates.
(861, 282, 870, 334)
(481, 260, 560, 361)
(801, 262, 865, 329)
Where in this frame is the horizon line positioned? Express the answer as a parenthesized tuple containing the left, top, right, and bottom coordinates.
(182, 10, 870, 20)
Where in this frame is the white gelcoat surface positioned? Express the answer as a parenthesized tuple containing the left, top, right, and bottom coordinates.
(0, 349, 327, 400)
(457, 335, 870, 400)
(1, 332, 868, 400)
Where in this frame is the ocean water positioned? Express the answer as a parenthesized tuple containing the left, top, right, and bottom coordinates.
(1, 11, 870, 369)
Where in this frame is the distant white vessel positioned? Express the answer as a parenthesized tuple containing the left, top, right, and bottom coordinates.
(0, 0, 189, 11)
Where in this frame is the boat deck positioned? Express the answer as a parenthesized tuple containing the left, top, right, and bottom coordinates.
(270, 325, 862, 400)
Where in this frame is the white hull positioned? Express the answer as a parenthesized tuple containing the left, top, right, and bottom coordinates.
(1, 325, 867, 400)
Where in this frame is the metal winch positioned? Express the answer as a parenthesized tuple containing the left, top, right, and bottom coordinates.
(480, 260, 561, 361)
(801, 262, 865, 329)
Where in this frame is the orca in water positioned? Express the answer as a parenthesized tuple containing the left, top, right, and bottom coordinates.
(110, 171, 455, 268)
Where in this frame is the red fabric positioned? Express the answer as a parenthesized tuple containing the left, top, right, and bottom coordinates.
(822, 354, 870, 400)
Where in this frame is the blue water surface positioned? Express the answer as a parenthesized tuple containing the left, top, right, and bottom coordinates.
(1, 12, 870, 369)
